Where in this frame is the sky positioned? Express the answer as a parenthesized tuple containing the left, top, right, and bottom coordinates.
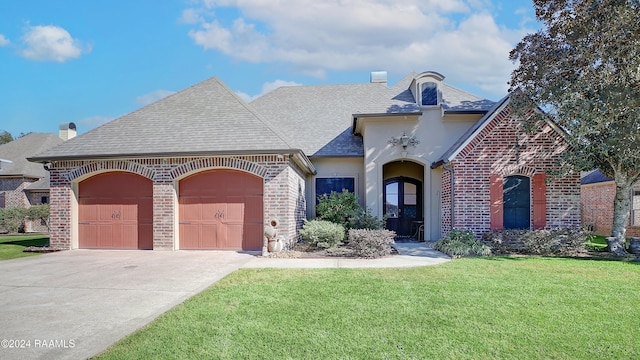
(0, 0, 538, 137)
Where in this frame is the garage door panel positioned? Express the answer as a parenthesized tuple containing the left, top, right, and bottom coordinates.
(179, 169, 263, 250)
(79, 172, 153, 249)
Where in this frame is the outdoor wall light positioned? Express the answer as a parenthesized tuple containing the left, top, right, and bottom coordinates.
(389, 132, 419, 150)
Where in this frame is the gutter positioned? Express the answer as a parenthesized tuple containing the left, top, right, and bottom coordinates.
(28, 149, 317, 175)
(442, 161, 455, 229)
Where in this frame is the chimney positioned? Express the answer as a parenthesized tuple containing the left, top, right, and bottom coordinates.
(370, 71, 387, 84)
(59, 122, 77, 141)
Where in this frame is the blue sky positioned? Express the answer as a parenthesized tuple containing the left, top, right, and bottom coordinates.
(0, 0, 538, 137)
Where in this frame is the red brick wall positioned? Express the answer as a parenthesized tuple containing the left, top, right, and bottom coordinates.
(48, 155, 307, 250)
(442, 103, 581, 237)
(581, 181, 640, 237)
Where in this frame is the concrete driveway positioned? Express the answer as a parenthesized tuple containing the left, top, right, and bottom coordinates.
(0, 250, 255, 360)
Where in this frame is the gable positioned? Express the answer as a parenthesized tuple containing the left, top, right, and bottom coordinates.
(31, 78, 294, 161)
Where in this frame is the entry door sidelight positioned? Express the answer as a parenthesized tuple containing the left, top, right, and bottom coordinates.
(384, 177, 422, 236)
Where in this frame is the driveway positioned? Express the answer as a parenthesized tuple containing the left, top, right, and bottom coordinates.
(0, 250, 254, 360)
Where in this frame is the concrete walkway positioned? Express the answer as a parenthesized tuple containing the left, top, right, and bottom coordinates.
(243, 242, 450, 268)
(0, 243, 448, 360)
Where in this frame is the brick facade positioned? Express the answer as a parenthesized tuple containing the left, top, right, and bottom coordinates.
(441, 104, 581, 237)
(0, 177, 49, 233)
(48, 155, 307, 250)
(581, 181, 640, 237)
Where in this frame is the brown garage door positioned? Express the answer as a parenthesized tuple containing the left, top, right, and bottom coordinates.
(78, 172, 153, 249)
(179, 169, 263, 250)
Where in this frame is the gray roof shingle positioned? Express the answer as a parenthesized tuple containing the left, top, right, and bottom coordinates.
(0, 133, 62, 178)
(31, 77, 294, 161)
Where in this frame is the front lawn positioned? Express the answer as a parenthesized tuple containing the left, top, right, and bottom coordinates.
(97, 257, 640, 359)
(0, 234, 49, 260)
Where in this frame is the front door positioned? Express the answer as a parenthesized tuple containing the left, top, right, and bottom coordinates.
(384, 177, 422, 236)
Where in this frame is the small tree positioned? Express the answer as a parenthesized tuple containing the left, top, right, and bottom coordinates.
(27, 204, 50, 232)
(316, 190, 361, 228)
(0, 207, 27, 233)
(0, 130, 12, 145)
(509, 0, 640, 254)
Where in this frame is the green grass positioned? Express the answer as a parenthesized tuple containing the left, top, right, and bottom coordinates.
(0, 234, 49, 260)
(97, 257, 640, 359)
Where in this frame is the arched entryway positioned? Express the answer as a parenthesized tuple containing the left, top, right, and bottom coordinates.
(382, 161, 424, 237)
(178, 169, 263, 250)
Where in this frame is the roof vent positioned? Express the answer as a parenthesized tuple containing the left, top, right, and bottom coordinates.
(370, 71, 387, 84)
(59, 122, 77, 141)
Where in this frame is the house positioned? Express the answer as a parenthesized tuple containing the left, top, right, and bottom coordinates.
(29, 71, 581, 251)
(581, 170, 640, 237)
(0, 130, 71, 232)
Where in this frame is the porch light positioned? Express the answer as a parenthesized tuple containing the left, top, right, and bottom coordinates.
(389, 132, 419, 150)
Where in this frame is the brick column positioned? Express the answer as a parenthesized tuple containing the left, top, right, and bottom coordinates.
(48, 170, 72, 249)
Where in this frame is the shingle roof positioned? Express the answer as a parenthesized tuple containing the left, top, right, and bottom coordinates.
(31, 77, 294, 161)
(0, 133, 62, 178)
(251, 73, 495, 157)
(581, 170, 613, 184)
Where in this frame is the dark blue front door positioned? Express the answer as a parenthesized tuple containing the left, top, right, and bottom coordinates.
(384, 177, 421, 236)
(503, 175, 530, 229)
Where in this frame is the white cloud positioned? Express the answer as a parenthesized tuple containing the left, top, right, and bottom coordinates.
(0, 34, 9, 46)
(236, 79, 302, 102)
(135, 89, 176, 106)
(19, 25, 88, 62)
(185, 0, 534, 98)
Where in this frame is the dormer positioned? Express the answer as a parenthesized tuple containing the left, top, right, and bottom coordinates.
(410, 71, 445, 108)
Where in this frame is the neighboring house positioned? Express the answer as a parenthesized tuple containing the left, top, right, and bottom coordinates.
(0, 130, 70, 232)
(581, 170, 640, 237)
(29, 71, 580, 251)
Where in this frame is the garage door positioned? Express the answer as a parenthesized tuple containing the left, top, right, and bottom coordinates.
(179, 169, 263, 250)
(78, 172, 153, 249)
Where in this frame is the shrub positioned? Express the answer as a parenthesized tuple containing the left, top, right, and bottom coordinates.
(0, 207, 27, 234)
(434, 229, 491, 258)
(348, 229, 396, 258)
(299, 220, 345, 248)
(316, 190, 386, 231)
(27, 204, 50, 232)
(348, 208, 386, 230)
(482, 228, 589, 256)
(316, 190, 361, 229)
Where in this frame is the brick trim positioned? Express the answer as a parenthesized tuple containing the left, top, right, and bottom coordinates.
(64, 161, 155, 181)
(171, 157, 268, 179)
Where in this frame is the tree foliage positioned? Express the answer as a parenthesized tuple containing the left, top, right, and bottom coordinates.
(0, 130, 13, 145)
(509, 0, 640, 253)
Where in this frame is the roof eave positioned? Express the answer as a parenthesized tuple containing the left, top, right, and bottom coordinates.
(351, 111, 422, 135)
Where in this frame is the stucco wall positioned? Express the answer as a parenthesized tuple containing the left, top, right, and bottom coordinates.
(359, 109, 479, 240)
(47, 155, 306, 250)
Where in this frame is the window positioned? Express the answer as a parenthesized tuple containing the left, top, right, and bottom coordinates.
(41, 196, 49, 204)
(315, 177, 355, 203)
(421, 82, 438, 106)
(632, 189, 640, 226)
(503, 175, 531, 229)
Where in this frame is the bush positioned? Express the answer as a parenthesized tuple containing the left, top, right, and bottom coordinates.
(348, 208, 386, 230)
(434, 229, 491, 258)
(348, 229, 396, 258)
(482, 228, 589, 256)
(27, 204, 50, 232)
(316, 190, 386, 231)
(316, 190, 361, 229)
(299, 220, 345, 248)
(0, 207, 27, 234)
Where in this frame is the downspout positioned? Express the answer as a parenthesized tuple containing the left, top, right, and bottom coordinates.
(442, 161, 454, 230)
